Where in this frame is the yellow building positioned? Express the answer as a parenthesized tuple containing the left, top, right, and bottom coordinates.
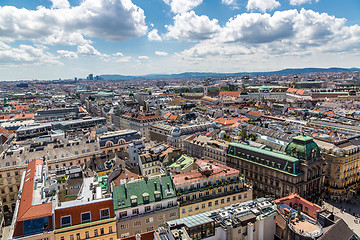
(172, 159, 253, 218)
(54, 177, 117, 240)
(54, 217, 117, 240)
(315, 138, 360, 200)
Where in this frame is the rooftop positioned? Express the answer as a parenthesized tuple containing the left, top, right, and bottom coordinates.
(112, 175, 176, 210)
(172, 159, 239, 186)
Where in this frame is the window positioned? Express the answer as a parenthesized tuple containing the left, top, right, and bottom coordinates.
(238, 194, 242, 200)
(208, 202, 212, 207)
(85, 231, 89, 239)
(188, 206, 193, 212)
(134, 220, 141, 227)
(244, 193, 247, 199)
(76, 233, 80, 240)
(61, 237, 64, 240)
(195, 205, 199, 211)
(119, 211, 127, 218)
(221, 199, 225, 204)
(233, 196, 236, 201)
(170, 212, 177, 218)
(215, 200, 219, 206)
(100, 208, 110, 219)
(109, 226, 113, 233)
(202, 203, 206, 209)
(100, 228, 104, 235)
(61, 216, 71, 227)
(94, 229, 98, 237)
(70, 235, 74, 240)
(145, 206, 151, 212)
(133, 208, 139, 215)
(145, 217, 153, 224)
(182, 208, 186, 214)
(81, 212, 91, 223)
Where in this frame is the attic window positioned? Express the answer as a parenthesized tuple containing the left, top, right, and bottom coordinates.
(143, 193, 149, 202)
(154, 191, 161, 199)
(130, 195, 137, 204)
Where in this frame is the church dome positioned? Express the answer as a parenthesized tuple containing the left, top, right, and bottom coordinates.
(285, 134, 321, 160)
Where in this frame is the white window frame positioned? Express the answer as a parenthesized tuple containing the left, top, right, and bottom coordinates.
(100, 208, 110, 219)
(81, 212, 91, 223)
(61, 215, 72, 227)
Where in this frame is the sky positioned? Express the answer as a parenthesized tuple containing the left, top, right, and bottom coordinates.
(0, 0, 359, 80)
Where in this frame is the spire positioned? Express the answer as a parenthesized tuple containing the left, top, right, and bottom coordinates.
(3, 97, 9, 108)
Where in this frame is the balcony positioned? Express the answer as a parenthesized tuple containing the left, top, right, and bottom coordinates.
(178, 187, 250, 207)
(116, 205, 179, 222)
(176, 178, 244, 196)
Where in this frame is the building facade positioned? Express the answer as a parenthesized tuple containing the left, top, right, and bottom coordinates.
(54, 178, 117, 240)
(315, 136, 360, 200)
(227, 135, 326, 201)
(112, 175, 179, 238)
(173, 159, 253, 218)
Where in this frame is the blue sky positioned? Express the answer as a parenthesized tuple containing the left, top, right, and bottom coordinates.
(0, 0, 359, 80)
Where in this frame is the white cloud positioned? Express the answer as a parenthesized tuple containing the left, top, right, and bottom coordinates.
(165, 11, 221, 40)
(178, 9, 360, 61)
(40, 31, 90, 46)
(0, 0, 147, 44)
(77, 44, 102, 56)
(289, 0, 319, 5)
(138, 55, 149, 59)
(51, 0, 70, 9)
(222, 0, 236, 5)
(155, 51, 168, 56)
(163, 0, 203, 14)
(0, 41, 10, 50)
(113, 52, 124, 57)
(115, 56, 132, 62)
(0, 44, 60, 65)
(247, 0, 280, 12)
(148, 29, 162, 41)
(57, 50, 78, 58)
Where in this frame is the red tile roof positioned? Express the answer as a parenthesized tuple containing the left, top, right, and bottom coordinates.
(219, 91, 242, 97)
(173, 159, 239, 186)
(17, 159, 52, 221)
(286, 88, 306, 96)
(247, 111, 263, 117)
(0, 127, 13, 139)
(214, 116, 248, 126)
(163, 112, 178, 121)
(0, 113, 34, 120)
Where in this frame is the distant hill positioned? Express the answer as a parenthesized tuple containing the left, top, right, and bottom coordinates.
(100, 67, 360, 80)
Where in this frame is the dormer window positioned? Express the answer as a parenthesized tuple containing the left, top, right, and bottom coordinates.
(154, 191, 161, 200)
(130, 195, 137, 204)
(143, 193, 149, 202)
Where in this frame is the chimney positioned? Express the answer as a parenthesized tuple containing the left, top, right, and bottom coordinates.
(135, 233, 141, 240)
(242, 124, 247, 142)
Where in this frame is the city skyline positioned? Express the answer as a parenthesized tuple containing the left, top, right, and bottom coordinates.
(0, 0, 360, 81)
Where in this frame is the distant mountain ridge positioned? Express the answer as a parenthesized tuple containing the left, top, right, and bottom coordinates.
(100, 67, 360, 80)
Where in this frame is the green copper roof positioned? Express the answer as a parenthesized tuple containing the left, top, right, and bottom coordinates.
(112, 176, 176, 210)
(285, 134, 320, 161)
(229, 142, 299, 163)
(96, 175, 108, 191)
(227, 142, 302, 176)
(292, 135, 313, 142)
(166, 154, 194, 170)
(3, 97, 9, 108)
